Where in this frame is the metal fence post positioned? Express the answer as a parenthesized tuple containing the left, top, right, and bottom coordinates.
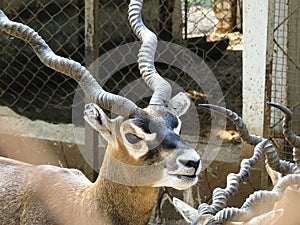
(85, 0, 100, 181)
(242, 0, 273, 156)
(242, 0, 274, 188)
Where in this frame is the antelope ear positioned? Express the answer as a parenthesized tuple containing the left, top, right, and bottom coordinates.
(172, 197, 198, 223)
(265, 164, 282, 186)
(83, 103, 115, 141)
(168, 92, 191, 117)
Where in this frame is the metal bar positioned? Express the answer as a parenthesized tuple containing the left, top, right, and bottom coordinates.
(184, 0, 188, 39)
(85, 0, 99, 181)
(242, 0, 272, 189)
(242, 0, 270, 155)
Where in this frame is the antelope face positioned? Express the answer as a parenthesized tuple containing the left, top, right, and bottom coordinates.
(121, 105, 201, 189)
(84, 101, 201, 190)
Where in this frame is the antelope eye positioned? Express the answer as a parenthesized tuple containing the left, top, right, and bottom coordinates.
(125, 133, 142, 144)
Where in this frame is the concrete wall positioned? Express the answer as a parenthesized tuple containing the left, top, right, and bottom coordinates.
(0, 106, 95, 180)
(0, 106, 265, 224)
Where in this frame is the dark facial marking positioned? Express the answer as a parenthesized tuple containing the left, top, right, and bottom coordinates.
(132, 109, 179, 134)
(143, 131, 181, 161)
(142, 148, 160, 161)
(133, 114, 151, 133)
(163, 111, 179, 130)
(125, 133, 142, 144)
(160, 130, 180, 149)
(130, 109, 182, 161)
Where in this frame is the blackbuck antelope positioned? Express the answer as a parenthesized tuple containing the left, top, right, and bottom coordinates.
(0, 1, 201, 224)
(174, 103, 300, 225)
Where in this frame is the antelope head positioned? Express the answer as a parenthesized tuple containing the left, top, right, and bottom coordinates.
(0, 0, 201, 191)
(82, 0, 201, 189)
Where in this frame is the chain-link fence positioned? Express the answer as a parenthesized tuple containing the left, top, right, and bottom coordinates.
(0, 0, 243, 129)
(0, 1, 245, 223)
(269, 0, 300, 161)
(0, 0, 85, 122)
(2, 0, 300, 220)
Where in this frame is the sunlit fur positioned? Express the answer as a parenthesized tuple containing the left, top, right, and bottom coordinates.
(104, 105, 201, 190)
(0, 104, 201, 225)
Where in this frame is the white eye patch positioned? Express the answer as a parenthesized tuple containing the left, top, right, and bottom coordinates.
(120, 123, 157, 160)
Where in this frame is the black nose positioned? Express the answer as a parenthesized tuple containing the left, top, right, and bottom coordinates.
(180, 159, 200, 171)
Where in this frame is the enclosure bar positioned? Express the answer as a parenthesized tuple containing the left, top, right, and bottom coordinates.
(265, 0, 275, 137)
(242, 0, 272, 156)
(242, 0, 275, 189)
(184, 0, 188, 39)
(85, 0, 100, 181)
(263, 0, 276, 189)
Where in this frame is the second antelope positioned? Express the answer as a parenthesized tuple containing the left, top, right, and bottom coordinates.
(174, 103, 300, 225)
(0, 0, 201, 224)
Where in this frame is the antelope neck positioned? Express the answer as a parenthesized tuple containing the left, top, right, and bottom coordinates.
(88, 155, 159, 225)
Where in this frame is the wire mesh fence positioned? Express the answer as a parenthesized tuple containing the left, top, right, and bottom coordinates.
(7, 1, 300, 224)
(0, 2, 245, 222)
(269, 0, 300, 161)
(0, 0, 243, 131)
(0, 0, 85, 123)
(1, 0, 300, 220)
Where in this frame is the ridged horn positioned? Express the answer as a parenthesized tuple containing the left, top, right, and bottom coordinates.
(264, 140, 300, 174)
(196, 140, 300, 224)
(0, 10, 139, 117)
(197, 139, 267, 219)
(128, 0, 172, 106)
(198, 104, 263, 145)
(267, 102, 300, 148)
(214, 174, 300, 223)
